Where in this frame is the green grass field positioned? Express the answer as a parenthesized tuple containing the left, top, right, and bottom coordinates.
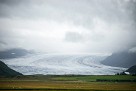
(0, 75, 136, 91)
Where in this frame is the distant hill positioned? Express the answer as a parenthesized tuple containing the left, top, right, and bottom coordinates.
(101, 52, 136, 68)
(0, 61, 22, 76)
(126, 65, 136, 74)
(0, 48, 33, 59)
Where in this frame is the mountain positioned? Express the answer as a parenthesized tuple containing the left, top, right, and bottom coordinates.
(0, 48, 33, 59)
(101, 52, 136, 68)
(0, 61, 22, 76)
(126, 65, 136, 74)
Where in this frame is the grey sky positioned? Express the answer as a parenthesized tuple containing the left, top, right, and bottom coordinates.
(0, 0, 136, 54)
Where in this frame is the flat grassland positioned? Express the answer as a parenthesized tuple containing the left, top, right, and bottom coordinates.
(0, 75, 136, 91)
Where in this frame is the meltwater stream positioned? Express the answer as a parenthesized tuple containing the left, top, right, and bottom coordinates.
(2, 54, 126, 75)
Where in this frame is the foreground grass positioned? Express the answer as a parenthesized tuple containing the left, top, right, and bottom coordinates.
(0, 75, 136, 91)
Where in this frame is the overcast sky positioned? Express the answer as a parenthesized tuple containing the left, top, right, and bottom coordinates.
(0, 0, 136, 54)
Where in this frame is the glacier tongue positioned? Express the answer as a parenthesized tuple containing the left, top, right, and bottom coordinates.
(2, 54, 126, 75)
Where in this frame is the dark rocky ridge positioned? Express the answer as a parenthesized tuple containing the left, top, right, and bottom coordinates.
(126, 65, 136, 74)
(101, 52, 136, 68)
(0, 61, 22, 76)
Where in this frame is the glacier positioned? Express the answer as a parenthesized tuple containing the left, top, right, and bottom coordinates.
(1, 54, 126, 75)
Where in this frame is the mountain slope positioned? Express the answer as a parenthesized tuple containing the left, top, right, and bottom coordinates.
(0, 61, 22, 76)
(101, 52, 136, 68)
(126, 65, 136, 74)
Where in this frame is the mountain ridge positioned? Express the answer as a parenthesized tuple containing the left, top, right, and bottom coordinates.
(101, 52, 136, 68)
(0, 61, 22, 76)
(126, 65, 136, 74)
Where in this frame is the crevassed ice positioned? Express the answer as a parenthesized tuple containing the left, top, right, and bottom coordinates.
(2, 54, 126, 75)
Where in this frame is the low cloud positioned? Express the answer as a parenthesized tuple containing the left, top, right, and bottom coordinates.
(129, 47, 136, 53)
(0, 0, 136, 54)
(64, 32, 83, 42)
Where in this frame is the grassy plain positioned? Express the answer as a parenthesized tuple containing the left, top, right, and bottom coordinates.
(0, 75, 136, 91)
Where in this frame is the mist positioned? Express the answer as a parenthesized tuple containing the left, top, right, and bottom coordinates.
(0, 0, 136, 54)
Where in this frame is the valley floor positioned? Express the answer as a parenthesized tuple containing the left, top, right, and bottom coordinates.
(0, 75, 136, 91)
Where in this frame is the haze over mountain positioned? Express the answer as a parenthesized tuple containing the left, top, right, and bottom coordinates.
(0, 0, 136, 75)
(0, 48, 33, 59)
(101, 51, 136, 68)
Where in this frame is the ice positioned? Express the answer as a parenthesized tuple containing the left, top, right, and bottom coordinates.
(1, 54, 126, 75)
